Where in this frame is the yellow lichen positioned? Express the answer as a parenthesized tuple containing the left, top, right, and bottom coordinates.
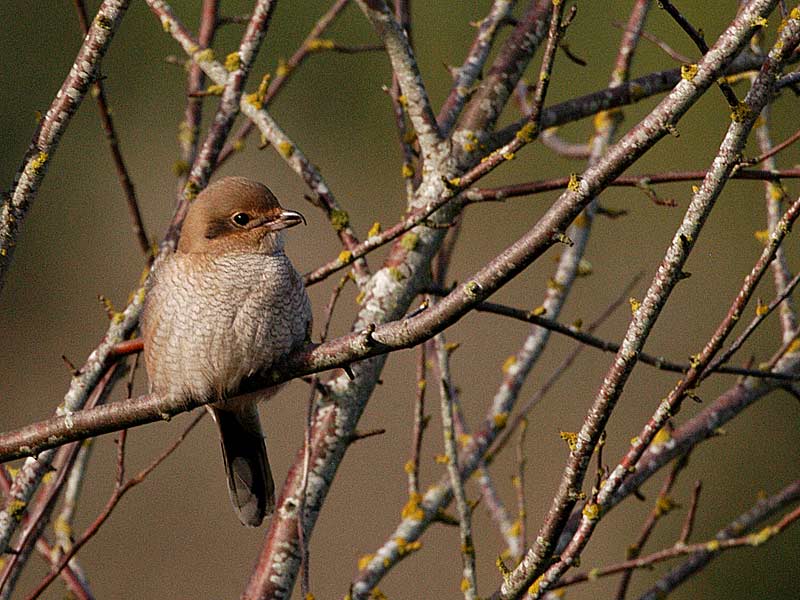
(434, 454, 450, 464)
(652, 427, 671, 446)
(367, 222, 382, 237)
(8, 499, 26, 521)
(338, 250, 352, 264)
(730, 101, 753, 123)
(330, 209, 350, 232)
(172, 160, 190, 177)
(655, 495, 677, 517)
(756, 298, 769, 316)
(29, 151, 49, 175)
(276, 57, 291, 77)
(749, 526, 775, 546)
(681, 63, 699, 81)
(355, 290, 366, 305)
(357, 554, 375, 570)
(753, 229, 770, 244)
(395, 537, 421, 556)
(194, 48, 215, 63)
(567, 173, 581, 192)
(516, 121, 537, 143)
(400, 232, 419, 251)
(308, 38, 336, 51)
(768, 183, 785, 202)
(460, 578, 471, 592)
(205, 84, 225, 96)
(527, 575, 544, 596)
(277, 141, 294, 158)
(401, 163, 415, 179)
(502, 355, 517, 374)
(245, 73, 271, 109)
(529, 306, 547, 317)
(95, 14, 113, 30)
(401, 492, 425, 520)
(576, 258, 593, 277)
(493, 412, 509, 428)
(560, 431, 578, 451)
(224, 51, 241, 72)
(629, 297, 641, 314)
(582, 502, 601, 520)
(388, 266, 405, 281)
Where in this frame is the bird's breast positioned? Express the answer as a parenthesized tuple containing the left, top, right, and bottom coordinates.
(142, 251, 311, 402)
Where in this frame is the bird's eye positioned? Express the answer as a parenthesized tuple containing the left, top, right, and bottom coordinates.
(232, 212, 251, 227)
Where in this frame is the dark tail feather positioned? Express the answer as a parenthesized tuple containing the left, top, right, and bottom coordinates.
(211, 405, 274, 527)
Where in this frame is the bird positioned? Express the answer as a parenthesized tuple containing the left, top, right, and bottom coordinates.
(141, 176, 312, 527)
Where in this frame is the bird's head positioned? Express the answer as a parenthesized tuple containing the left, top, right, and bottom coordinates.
(178, 176, 305, 255)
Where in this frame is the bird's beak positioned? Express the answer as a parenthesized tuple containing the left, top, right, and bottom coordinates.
(261, 209, 306, 232)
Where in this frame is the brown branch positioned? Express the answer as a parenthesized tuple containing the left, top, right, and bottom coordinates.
(217, 0, 353, 166)
(72, 0, 150, 258)
(555, 490, 800, 590)
(23, 413, 204, 600)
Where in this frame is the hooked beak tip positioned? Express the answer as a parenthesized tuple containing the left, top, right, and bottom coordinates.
(280, 209, 306, 228)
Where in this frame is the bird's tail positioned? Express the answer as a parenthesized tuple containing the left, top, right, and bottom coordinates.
(211, 405, 275, 527)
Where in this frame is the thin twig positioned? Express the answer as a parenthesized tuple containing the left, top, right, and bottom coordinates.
(678, 480, 702, 545)
(555, 495, 800, 590)
(72, 0, 150, 258)
(23, 413, 205, 600)
(659, 0, 740, 107)
(614, 455, 689, 600)
(217, 0, 354, 166)
(435, 334, 477, 599)
(407, 343, 428, 496)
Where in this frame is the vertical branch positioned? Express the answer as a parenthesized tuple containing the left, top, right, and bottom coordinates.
(407, 343, 428, 496)
(435, 335, 477, 600)
(175, 0, 219, 191)
(747, 48, 798, 340)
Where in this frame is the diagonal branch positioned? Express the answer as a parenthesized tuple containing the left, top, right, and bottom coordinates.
(0, 0, 131, 294)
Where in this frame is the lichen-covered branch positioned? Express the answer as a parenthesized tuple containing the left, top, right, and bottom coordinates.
(0, 0, 131, 293)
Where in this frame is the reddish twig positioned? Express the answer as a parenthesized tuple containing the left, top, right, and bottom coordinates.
(614, 455, 688, 600)
(678, 480, 702, 545)
(72, 0, 150, 258)
(23, 413, 204, 600)
(217, 0, 354, 166)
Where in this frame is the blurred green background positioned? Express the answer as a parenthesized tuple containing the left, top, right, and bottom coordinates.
(1, 1, 798, 598)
